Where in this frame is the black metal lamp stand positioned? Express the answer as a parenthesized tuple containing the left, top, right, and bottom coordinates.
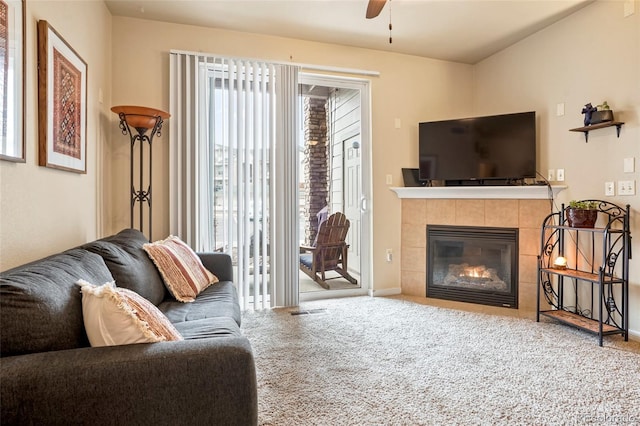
(111, 106, 170, 241)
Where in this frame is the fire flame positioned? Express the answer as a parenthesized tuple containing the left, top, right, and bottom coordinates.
(460, 266, 491, 279)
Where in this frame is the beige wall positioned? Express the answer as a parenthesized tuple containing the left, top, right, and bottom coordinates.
(0, 1, 112, 270)
(473, 0, 640, 334)
(109, 16, 474, 293)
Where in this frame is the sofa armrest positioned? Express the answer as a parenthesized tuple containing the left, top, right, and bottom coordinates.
(1, 337, 257, 425)
(198, 252, 234, 282)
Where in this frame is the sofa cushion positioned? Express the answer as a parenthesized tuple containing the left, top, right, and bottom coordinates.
(173, 317, 242, 339)
(0, 249, 114, 357)
(82, 229, 167, 305)
(143, 235, 218, 303)
(158, 280, 241, 326)
(77, 280, 183, 346)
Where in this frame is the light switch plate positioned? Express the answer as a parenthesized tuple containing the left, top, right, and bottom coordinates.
(618, 180, 636, 196)
(624, 0, 635, 17)
(605, 181, 615, 196)
(624, 157, 635, 173)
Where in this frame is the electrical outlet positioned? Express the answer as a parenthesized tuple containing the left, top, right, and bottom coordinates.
(385, 249, 393, 263)
(605, 181, 615, 196)
(618, 180, 636, 196)
(547, 169, 555, 181)
(556, 169, 565, 181)
(386, 174, 393, 185)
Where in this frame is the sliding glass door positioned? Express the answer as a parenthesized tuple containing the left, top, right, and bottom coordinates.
(170, 53, 299, 310)
(171, 54, 372, 308)
(298, 73, 372, 300)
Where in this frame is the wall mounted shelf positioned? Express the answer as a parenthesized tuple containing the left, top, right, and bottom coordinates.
(569, 121, 624, 142)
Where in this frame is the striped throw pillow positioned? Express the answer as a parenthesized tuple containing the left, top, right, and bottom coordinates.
(77, 280, 183, 346)
(143, 235, 219, 303)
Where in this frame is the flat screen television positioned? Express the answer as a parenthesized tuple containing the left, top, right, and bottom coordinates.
(418, 111, 536, 184)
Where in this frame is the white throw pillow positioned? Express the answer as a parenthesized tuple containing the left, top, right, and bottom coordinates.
(77, 280, 183, 347)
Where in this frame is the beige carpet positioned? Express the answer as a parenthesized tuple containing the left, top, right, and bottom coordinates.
(241, 296, 640, 426)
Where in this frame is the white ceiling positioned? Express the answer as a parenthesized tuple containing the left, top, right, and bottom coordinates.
(104, 0, 593, 64)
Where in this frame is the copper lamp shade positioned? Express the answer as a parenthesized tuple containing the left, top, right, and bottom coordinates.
(111, 105, 170, 131)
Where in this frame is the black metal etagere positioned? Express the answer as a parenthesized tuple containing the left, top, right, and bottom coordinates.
(537, 200, 630, 346)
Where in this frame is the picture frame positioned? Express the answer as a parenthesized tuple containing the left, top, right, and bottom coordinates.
(0, 0, 25, 162)
(37, 20, 87, 173)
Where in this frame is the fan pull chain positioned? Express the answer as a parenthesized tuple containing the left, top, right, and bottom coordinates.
(388, 0, 392, 43)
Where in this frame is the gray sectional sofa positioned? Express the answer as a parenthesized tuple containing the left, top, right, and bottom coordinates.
(0, 228, 257, 425)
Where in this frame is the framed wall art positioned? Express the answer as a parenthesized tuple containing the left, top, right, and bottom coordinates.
(0, 0, 25, 162)
(37, 19, 87, 173)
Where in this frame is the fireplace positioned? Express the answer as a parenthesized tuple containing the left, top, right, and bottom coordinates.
(427, 225, 518, 308)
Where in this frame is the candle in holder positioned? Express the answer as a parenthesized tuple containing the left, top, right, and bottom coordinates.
(553, 256, 567, 270)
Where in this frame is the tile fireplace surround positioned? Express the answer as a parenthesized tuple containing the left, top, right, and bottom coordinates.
(393, 186, 566, 314)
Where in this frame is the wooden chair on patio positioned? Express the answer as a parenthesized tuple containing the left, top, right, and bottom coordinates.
(299, 212, 358, 290)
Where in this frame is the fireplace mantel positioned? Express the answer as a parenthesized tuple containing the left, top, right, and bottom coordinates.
(391, 185, 566, 199)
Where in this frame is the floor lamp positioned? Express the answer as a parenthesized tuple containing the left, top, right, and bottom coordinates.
(111, 105, 170, 241)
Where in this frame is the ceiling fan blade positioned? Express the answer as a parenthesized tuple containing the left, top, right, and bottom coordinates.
(366, 0, 387, 19)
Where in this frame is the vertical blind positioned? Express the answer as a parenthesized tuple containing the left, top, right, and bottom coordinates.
(169, 52, 299, 310)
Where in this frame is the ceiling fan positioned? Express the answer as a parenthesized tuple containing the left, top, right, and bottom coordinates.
(366, 0, 393, 43)
(366, 0, 387, 19)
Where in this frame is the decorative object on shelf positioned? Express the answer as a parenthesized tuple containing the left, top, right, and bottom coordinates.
(553, 256, 567, 270)
(572, 101, 623, 142)
(37, 20, 88, 173)
(566, 200, 599, 228)
(0, 0, 25, 162)
(537, 200, 630, 346)
(111, 105, 170, 241)
(581, 103, 596, 126)
(590, 101, 614, 125)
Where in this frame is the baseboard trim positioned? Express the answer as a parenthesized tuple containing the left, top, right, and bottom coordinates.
(300, 288, 368, 302)
(369, 287, 402, 297)
(628, 328, 640, 342)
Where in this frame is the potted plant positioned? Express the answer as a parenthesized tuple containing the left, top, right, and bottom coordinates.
(566, 200, 599, 228)
(590, 101, 614, 125)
